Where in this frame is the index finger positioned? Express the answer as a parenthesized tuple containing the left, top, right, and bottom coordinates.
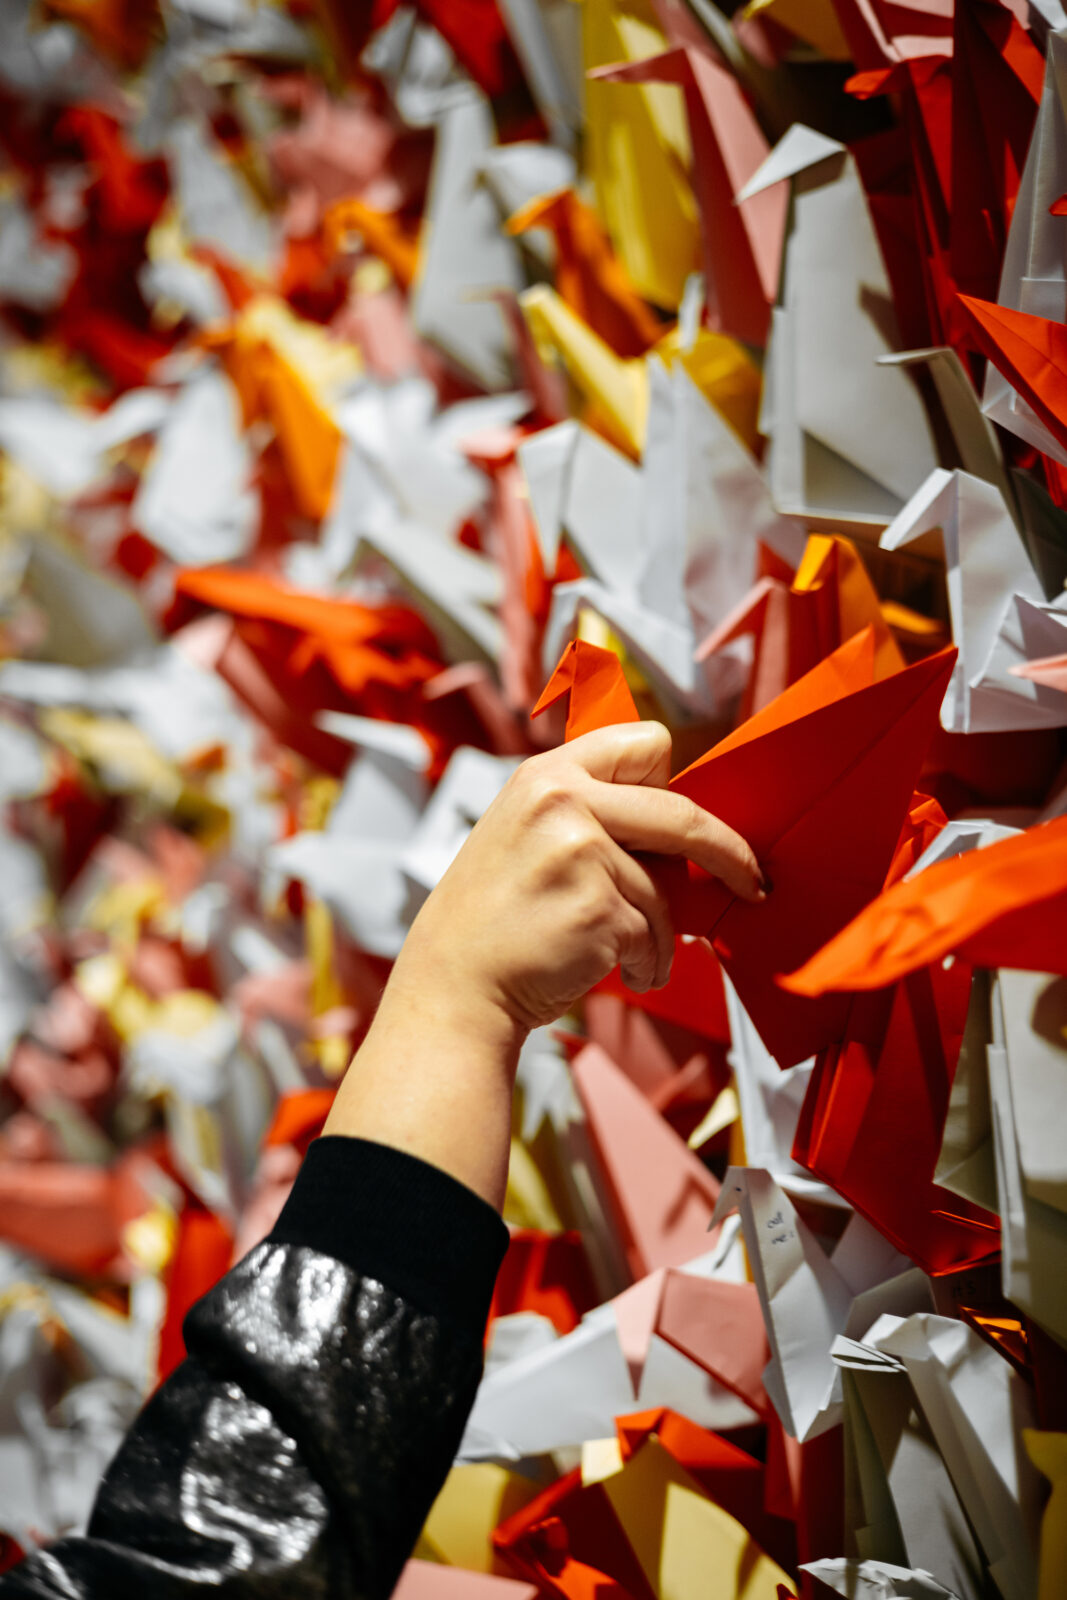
(588, 783, 766, 903)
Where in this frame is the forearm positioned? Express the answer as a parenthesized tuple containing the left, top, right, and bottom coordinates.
(323, 921, 527, 1212)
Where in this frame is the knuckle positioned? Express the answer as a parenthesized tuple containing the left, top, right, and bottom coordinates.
(572, 879, 614, 934)
(566, 821, 604, 864)
(615, 907, 650, 957)
(675, 798, 703, 849)
(539, 817, 603, 879)
(517, 763, 580, 822)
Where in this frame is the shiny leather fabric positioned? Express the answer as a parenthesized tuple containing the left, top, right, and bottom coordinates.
(0, 1241, 487, 1600)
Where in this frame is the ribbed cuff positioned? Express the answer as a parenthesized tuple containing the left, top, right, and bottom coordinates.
(267, 1136, 510, 1335)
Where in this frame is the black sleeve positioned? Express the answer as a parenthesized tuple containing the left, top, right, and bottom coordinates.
(0, 1136, 510, 1600)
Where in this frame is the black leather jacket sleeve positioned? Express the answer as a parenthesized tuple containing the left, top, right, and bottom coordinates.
(0, 1136, 511, 1600)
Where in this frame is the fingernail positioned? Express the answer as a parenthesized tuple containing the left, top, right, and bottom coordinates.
(758, 870, 773, 896)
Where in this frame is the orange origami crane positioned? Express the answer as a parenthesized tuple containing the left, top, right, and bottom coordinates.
(205, 324, 343, 523)
(531, 638, 642, 741)
(173, 566, 484, 776)
(493, 1409, 796, 1600)
(506, 189, 662, 360)
(614, 1409, 795, 1571)
(536, 632, 956, 1066)
(957, 296, 1067, 457)
(696, 534, 917, 721)
(685, 779, 1006, 1276)
(324, 196, 420, 289)
(783, 814, 1067, 995)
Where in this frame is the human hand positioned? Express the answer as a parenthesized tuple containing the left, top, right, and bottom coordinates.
(394, 721, 766, 1036)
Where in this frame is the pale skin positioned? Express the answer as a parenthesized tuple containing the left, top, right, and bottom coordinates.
(324, 721, 766, 1211)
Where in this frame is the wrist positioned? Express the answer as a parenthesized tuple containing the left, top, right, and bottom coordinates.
(377, 935, 528, 1073)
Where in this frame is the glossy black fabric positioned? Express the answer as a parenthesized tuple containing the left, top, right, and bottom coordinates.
(0, 1138, 510, 1599)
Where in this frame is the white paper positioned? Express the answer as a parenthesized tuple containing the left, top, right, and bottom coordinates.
(803, 1557, 962, 1600)
(721, 974, 843, 1206)
(132, 368, 258, 567)
(412, 88, 524, 391)
(981, 31, 1067, 464)
(748, 130, 939, 528)
(870, 1313, 1042, 1600)
(881, 469, 1051, 731)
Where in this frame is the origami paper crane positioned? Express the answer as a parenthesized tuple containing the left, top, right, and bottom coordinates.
(978, 29, 1067, 460)
(460, 1230, 765, 1460)
(493, 1410, 794, 1600)
(411, 88, 524, 392)
(832, 1330, 988, 1600)
(582, 0, 702, 310)
(712, 1167, 933, 1441)
(0, 387, 170, 500)
(830, 0, 953, 71)
(879, 466, 1067, 733)
(269, 734, 429, 959)
(958, 296, 1067, 462)
(531, 639, 641, 739)
(594, 1430, 794, 1600)
(591, 41, 786, 347)
(792, 953, 1002, 1276)
(783, 814, 1067, 995)
(571, 1042, 722, 1278)
(529, 352, 794, 711)
(519, 418, 642, 578)
(169, 113, 276, 275)
(668, 640, 955, 1063)
(132, 368, 257, 567)
(738, 126, 939, 530)
(983, 969, 1067, 1348)
(204, 299, 350, 524)
(802, 1559, 960, 1600)
(506, 188, 662, 358)
(172, 566, 490, 778)
(946, 3, 1044, 309)
(494, 1455, 662, 1598)
(850, 1313, 1043, 1600)
(617, 1407, 797, 1566)
(852, 4, 1043, 350)
(635, 357, 802, 645)
(521, 282, 649, 457)
(719, 975, 841, 1207)
(6, 0, 1067, 1581)
(538, 629, 955, 1065)
(697, 533, 909, 721)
